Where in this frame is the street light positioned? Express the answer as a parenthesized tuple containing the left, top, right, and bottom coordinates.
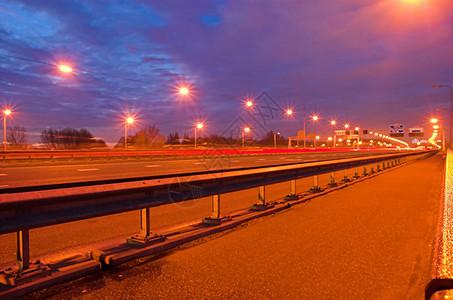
(194, 123, 203, 149)
(314, 135, 320, 148)
(242, 127, 250, 149)
(124, 116, 134, 150)
(3, 109, 11, 151)
(179, 87, 189, 95)
(58, 64, 73, 73)
(431, 84, 453, 147)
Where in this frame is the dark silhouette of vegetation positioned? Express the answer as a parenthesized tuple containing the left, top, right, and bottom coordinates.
(166, 132, 180, 144)
(41, 128, 106, 149)
(7, 125, 28, 149)
(115, 124, 165, 149)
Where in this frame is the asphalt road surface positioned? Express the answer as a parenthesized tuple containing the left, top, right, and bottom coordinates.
(0, 150, 399, 189)
(22, 152, 443, 299)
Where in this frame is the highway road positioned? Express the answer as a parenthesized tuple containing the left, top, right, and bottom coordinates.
(15, 152, 444, 299)
(0, 150, 401, 190)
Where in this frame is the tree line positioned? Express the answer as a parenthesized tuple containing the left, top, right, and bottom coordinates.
(4, 124, 287, 150)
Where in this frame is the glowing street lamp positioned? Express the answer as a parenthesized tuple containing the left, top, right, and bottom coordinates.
(3, 109, 11, 151)
(430, 118, 438, 124)
(242, 127, 250, 149)
(314, 135, 320, 148)
(58, 64, 73, 73)
(124, 116, 134, 150)
(179, 87, 189, 95)
(194, 123, 204, 149)
(246, 100, 253, 108)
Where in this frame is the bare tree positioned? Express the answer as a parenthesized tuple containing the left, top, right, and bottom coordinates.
(132, 124, 165, 149)
(7, 125, 28, 149)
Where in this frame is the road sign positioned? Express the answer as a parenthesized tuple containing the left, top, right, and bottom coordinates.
(334, 130, 346, 136)
(409, 127, 424, 137)
(389, 124, 404, 133)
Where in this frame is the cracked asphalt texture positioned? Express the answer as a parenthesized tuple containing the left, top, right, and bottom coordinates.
(24, 154, 444, 299)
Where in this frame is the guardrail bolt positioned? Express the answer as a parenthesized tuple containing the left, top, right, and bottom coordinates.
(285, 179, 299, 200)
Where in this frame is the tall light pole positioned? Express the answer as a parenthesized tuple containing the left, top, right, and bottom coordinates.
(431, 85, 453, 147)
(314, 135, 320, 148)
(330, 120, 336, 148)
(431, 118, 445, 151)
(195, 123, 203, 149)
(274, 132, 280, 149)
(125, 116, 134, 150)
(242, 127, 250, 149)
(436, 108, 450, 151)
(355, 126, 360, 150)
(3, 109, 11, 151)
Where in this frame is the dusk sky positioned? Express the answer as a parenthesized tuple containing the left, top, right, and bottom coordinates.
(1, 0, 452, 145)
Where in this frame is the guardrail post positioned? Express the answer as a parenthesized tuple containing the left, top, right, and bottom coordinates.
(327, 172, 337, 187)
(362, 167, 368, 176)
(285, 179, 299, 200)
(17, 230, 30, 270)
(387, 161, 390, 169)
(353, 167, 360, 179)
(381, 162, 385, 170)
(341, 169, 350, 183)
(127, 208, 165, 245)
(309, 175, 322, 193)
(0, 230, 51, 286)
(251, 185, 274, 210)
(203, 194, 222, 225)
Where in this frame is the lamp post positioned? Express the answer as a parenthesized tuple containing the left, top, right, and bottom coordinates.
(431, 118, 445, 151)
(314, 135, 320, 148)
(273, 132, 280, 149)
(436, 109, 450, 151)
(242, 127, 250, 149)
(3, 109, 11, 151)
(355, 126, 360, 150)
(195, 123, 203, 149)
(125, 116, 134, 150)
(431, 85, 453, 147)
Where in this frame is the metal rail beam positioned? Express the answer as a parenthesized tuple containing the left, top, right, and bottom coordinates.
(0, 151, 431, 236)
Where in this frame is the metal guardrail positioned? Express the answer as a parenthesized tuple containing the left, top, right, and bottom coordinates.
(0, 148, 406, 166)
(0, 150, 432, 291)
(426, 149, 453, 299)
